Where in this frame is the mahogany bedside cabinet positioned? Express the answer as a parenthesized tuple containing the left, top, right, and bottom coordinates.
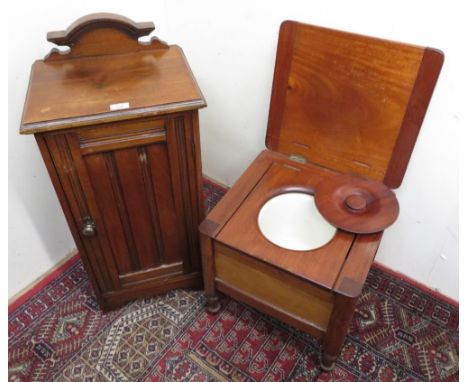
(20, 14, 207, 311)
(199, 21, 443, 370)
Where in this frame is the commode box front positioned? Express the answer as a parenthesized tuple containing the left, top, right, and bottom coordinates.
(20, 14, 207, 310)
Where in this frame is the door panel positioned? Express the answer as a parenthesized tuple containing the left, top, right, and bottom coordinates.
(109, 146, 164, 270)
(45, 134, 118, 292)
(47, 118, 191, 291)
(145, 143, 188, 264)
(83, 153, 136, 274)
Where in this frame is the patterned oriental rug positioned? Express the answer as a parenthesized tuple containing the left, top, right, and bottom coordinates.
(9, 181, 459, 381)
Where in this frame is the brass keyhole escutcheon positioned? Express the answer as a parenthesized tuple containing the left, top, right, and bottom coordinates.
(81, 216, 96, 237)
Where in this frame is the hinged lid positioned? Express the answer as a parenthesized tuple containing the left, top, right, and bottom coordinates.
(266, 21, 443, 188)
(20, 13, 206, 135)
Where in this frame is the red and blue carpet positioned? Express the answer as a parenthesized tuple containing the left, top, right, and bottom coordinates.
(9, 181, 458, 381)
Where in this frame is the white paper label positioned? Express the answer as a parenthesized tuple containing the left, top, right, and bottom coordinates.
(109, 102, 130, 111)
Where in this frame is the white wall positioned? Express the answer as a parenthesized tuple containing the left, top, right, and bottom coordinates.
(9, 0, 461, 300)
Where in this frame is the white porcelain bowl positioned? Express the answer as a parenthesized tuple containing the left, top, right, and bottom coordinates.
(258, 192, 337, 251)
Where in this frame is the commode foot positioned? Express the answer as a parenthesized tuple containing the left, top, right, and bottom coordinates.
(319, 353, 336, 372)
(206, 294, 221, 314)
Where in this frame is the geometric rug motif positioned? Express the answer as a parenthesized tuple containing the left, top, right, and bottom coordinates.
(9, 181, 459, 381)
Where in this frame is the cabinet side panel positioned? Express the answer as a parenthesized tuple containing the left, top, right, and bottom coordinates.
(166, 117, 195, 273)
(167, 114, 202, 272)
(185, 112, 204, 270)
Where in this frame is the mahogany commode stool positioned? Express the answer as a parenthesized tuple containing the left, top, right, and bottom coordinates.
(199, 21, 443, 370)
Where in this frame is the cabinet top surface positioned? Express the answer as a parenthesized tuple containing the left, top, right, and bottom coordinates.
(20, 14, 206, 134)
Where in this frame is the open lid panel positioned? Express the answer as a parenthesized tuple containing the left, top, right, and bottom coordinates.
(266, 21, 443, 188)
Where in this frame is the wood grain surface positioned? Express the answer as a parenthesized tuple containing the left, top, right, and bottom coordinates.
(216, 159, 355, 290)
(23, 15, 206, 309)
(314, 174, 399, 233)
(215, 242, 333, 331)
(198, 19, 445, 370)
(20, 13, 206, 134)
(266, 21, 443, 188)
(46, 13, 156, 48)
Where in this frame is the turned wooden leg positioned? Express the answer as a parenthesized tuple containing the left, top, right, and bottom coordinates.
(200, 233, 221, 314)
(321, 293, 359, 371)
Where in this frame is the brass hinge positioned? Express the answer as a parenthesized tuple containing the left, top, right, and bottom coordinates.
(288, 153, 307, 164)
